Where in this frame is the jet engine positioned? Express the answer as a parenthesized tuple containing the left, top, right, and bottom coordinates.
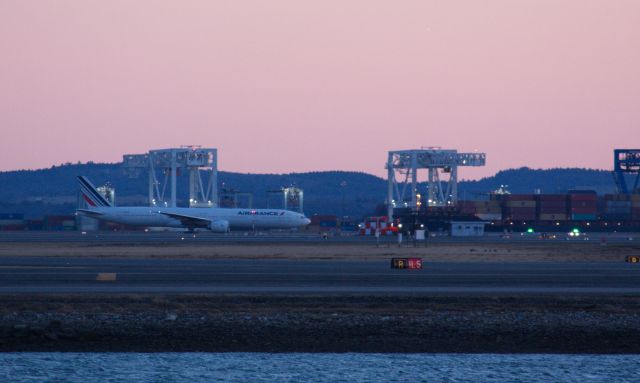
(209, 220, 229, 233)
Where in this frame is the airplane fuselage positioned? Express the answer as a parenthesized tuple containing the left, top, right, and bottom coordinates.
(83, 207, 310, 230)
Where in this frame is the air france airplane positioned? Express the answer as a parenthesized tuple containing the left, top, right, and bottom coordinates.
(76, 176, 311, 232)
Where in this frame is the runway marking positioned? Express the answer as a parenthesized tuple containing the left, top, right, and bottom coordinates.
(96, 273, 117, 281)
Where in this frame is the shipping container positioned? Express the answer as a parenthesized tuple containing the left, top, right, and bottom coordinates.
(537, 200, 567, 214)
(45, 215, 76, 230)
(605, 201, 631, 215)
(537, 195, 566, 202)
(538, 213, 567, 221)
(570, 213, 597, 221)
(538, 201, 567, 207)
(601, 213, 631, 221)
(539, 208, 567, 214)
(505, 194, 537, 201)
(606, 201, 632, 207)
(472, 201, 501, 207)
(568, 191, 597, 203)
(503, 206, 536, 213)
(48, 225, 76, 231)
(568, 195, 597, 214)
(604, 194, 631, 201)
(505, 201, 536, 208)
(26, 220, 44, 231)
(569, 206, 597, 213)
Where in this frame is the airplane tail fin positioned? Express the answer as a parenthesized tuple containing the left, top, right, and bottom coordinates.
(77, 176, 112, 208)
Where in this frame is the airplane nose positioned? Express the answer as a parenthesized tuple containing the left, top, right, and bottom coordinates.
(303, 218, 311, 225)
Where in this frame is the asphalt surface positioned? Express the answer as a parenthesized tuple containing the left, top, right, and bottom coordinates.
(0, 257, 639, 295)
(0, 231, 637, 244)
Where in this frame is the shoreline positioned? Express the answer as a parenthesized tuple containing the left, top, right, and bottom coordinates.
(2, 295, 639, 353)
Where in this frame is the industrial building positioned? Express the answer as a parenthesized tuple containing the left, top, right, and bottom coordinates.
(388, 149, 640, 234)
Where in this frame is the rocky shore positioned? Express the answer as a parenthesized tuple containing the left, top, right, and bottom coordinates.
(1, 295, 639, 353)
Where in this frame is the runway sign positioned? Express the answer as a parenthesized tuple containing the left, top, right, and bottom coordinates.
(391, 258, 422, 269)
(96, 273, 117, 281)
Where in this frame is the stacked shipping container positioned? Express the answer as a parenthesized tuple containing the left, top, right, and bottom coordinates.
(603, 194, 632, 221)
(0, 213, 25, 231)
(536, 195, 567, 221)
(633, 194, 640, 221)
(457, 201, 502, 221)
(567, 191, 597, 220)
(45, 215, 76, 231)
(26, 219, 44, 231)
(474, 200, 502, 221)
(502, 194, 536, 221)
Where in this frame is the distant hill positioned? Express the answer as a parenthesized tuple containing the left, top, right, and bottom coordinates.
(0, 163, 622, 219)
(459, 167, 619, 197)
(0, 163, 387, 218)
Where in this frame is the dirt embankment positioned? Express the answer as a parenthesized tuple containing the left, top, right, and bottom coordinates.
(1, 295, 640, 353)
(1, 242, 639, 262)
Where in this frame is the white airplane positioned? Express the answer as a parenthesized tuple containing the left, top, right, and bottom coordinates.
(76, 176, 311, 232)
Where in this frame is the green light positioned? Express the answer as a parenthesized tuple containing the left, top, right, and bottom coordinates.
(572, 228, 580, 234)
(527, 228, 534, 233)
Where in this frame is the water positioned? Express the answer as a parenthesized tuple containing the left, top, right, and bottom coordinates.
(1, 353, 637, 382)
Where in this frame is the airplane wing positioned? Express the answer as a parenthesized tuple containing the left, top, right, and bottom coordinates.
(159, 212, 210, 228)
(76, 209, 104, 217)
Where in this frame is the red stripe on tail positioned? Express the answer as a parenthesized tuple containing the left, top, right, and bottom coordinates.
(82, 194, 96, 207)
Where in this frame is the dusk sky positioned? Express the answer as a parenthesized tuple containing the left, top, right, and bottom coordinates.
(1, 1, 638, 179)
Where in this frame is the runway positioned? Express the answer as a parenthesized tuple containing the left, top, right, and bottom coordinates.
(1, 257, 639, 295)
(0, 231, 637, 244)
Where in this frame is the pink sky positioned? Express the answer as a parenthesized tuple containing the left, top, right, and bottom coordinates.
(1, 1, 638, 179)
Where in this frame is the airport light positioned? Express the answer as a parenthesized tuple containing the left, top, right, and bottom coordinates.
(527, 228, 534, 233)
